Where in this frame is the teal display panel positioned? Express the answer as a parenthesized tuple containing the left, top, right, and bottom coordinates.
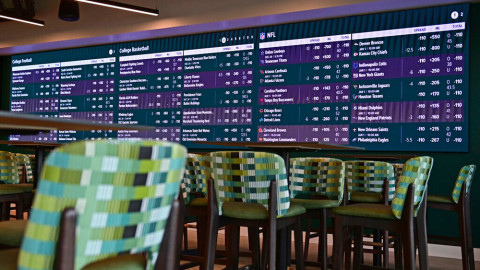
(9, 4, 469, 151)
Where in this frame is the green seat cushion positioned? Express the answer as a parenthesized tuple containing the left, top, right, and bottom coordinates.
(427, 194, 454, 204)
(0, 220, 27, 247)
(350, 191, 384, 203)
(222, 202, 305, 220)
(0, 186, 24, 195)
(332, 203, 396, 220)
(82, 253, 146, 270)
(189, 197, 208, 207)
(0, 248, 19, 270)
(291, 198, 339, 209)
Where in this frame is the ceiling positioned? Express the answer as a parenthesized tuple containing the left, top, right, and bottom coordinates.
(0, 0, 474, 54)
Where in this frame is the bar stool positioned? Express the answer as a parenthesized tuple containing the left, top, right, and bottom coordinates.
(289, 157, 345, 269)
(332, 156, 434, 270)
(427, 165, 476, 270)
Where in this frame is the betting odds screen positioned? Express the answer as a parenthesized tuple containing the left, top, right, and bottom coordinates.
(9, 4, 469, 152)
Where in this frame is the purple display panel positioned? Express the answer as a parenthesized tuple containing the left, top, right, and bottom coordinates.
(118, 127, 181, 142)
(258, 124, 349, 143)
(12, 67, 60, 84)
(258, 83, 350, 105)
(60, 79, 115, 96)
(297, 124, 349, 144)
(119, 56, 183, 76)
(351, 100, 464, 123)
(182, 107, 252, 125)
(119, 60, 148, 76)
(10, 131, 58, 143)
(184, 69, 253, 90)
(59, 111, 114, 123)
(12, 70, 34, 84)
(216, 69, 253, 88)
(403, 100, 464, 123)
(10, 98, 59, 113)
(259, 41, 351, 66)
(150, 57, 183, 74)
(299, 83, 350, 103)
(118, 91, 182, 110)
(260, 46, 301, 66)
(302, 41, 351, 62)
(183, 72, 216, 89)
(403, 54, 464, 77)
(259, 85, 298, 105)
(352, 58, 402, 80)
(353, 54, 465, 80)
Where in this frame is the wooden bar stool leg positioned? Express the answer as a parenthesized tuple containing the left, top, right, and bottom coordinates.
(373, 229, 382, 266)
(16, 195, 24, 220)
(415, 218, 428, 270)
(394, 234, 403, 270)
(293, 217, 305, 270)
(353, 226, 363, 269)
(248, 227, 261, 270)
(303, 217, 311, 261)
(402, 222, 415, 270)
(459, 206, 470, 270)
(226, 225, 240, 270)
(332, 216, 345, 270)
(383, 230, 390, 268)
(465, 206, 475, 270)
(318, 209, 327, 270)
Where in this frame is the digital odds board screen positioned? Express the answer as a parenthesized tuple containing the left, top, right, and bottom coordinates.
(9, 3, 469, 152)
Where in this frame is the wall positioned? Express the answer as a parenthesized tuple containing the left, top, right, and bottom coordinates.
(0, 2, 479, 249)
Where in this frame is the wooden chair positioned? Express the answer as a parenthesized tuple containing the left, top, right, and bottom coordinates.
(427, 165, 476, 270)
(332, 156, 434, 270)
(0, 140, 187, 270)
(289, 157, 344, 269)
(344, 160, 395, 268)
(205, 151, 305, 270)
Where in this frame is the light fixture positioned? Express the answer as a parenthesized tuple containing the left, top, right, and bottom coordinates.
(0, 14, 44, 26)
(76, 0, 159, 16)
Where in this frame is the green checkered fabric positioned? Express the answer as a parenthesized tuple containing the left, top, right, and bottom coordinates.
(392, 163, 404, 183)
(0, 151, 20, 184)
(209, 151, 290, 217)
(345, 161, 395, 201)
(289, 157, 345, 205)
(18, 140, 187, 270)
(15, 153, 34, 183)
(452, 165, 476, 204)
(183, 153, 208, 204)
(391, 156, 433, 219)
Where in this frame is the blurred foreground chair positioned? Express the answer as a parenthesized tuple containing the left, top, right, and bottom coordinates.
(332, 156, 433, 270)
(0, 140, 187, 270)
(289, 157, 344, 269)
(206, 151, 305, 270)
(427, 165, 476, 270)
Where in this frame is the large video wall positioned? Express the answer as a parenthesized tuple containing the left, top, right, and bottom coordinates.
(9, 3, 469, 151)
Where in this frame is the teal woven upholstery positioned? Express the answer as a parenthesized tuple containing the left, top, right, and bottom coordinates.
(452, 165, 476, 203)
(15, 153, 34, 183)
(209, 151, 290, 217)
(0, 151, 20, 184)
(392, 163, 404, 183)
(183, 153, 208, 204)
(391, 156, 433, 219)
(18, 140, 187, 270)
(345, 160, 395, 201)
(289, 157, 344, 205)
